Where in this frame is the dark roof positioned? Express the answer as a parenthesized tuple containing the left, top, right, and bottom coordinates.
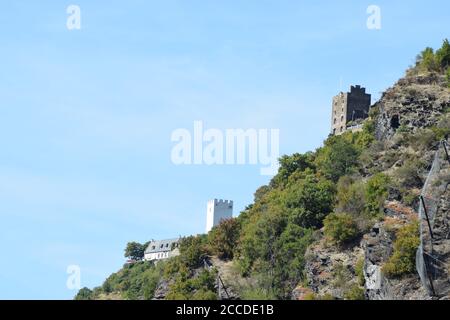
(144, 238, 180, 254)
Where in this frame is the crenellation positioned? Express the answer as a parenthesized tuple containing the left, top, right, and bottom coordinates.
(331, 85, 371, 135)
(206, 198, 233, 233)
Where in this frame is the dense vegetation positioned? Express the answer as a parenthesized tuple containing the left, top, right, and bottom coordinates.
(382, 220, 420, 277)
(414, 39, 450, 74)
(76, 40, 450, 301)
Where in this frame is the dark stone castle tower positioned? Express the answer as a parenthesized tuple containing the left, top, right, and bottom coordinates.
(331, 85, 371, 135)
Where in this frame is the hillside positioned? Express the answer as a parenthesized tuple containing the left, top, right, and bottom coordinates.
(75, 40, 450, 301)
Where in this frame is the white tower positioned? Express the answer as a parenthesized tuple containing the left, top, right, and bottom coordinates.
(206, 199, 233, 233)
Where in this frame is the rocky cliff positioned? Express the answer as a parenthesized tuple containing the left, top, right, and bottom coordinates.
(300, 68, 450, 300)
(76, 43, 450, 301)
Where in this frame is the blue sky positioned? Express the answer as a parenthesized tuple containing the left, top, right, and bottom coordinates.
(0, 0, 448, 299)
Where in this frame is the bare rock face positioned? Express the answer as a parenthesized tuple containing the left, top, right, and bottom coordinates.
(291, 286, 315, 300)
(374, 72, 450, 141)
(363, 221, 429, 300)
(422, 175, 450, 298)
(153, 279, 170, 300)
(304, 235, 364, 299)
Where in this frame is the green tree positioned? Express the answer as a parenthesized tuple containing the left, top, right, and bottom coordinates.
(436, 38, 450, 69)
(124, 241, 147, 261)
(285, 175, 335, 228)
(208, 218, 240, 260)
(237, 205, 286, 278)
(74, 287, 93, 300)
(271, 153, 315, 188)
(315, 136, 359, 182)
(417, 47, 439, 72)
(179, 235, 208, 268)
(273, 224, 313, 297)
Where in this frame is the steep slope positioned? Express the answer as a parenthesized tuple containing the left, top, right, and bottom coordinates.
(302, 65, 449, 300)
(374, 72, 449, 141)
(76, 41, 450, 301)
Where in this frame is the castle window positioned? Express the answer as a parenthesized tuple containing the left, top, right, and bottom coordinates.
(340, 126, 343, 132)
(334, 118, 336, 124)
(341, 115, 344, 122)
(333, 128, 336, 134)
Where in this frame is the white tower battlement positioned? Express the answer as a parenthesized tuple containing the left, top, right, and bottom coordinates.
(206, 199, 233, 233)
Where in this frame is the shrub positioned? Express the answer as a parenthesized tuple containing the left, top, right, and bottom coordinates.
(191, 289, 217, 300)
(332, 263, 353, 288)
(166, 269, 217, 300)
(355, 258, 365, 286)
(393, 159, 424, 189)
(303, 292, 335, 300)
(401, 189, 418, 207)
(432, 114, 450, 140)
(382, 220, 420, 277)
(365, 173, 391, 217)
(397, 124, 409, 133)
(323, 213, 359, 245)
(369, 106, 379, 118)
(302, 292, 317, 300)
(240, 287, 276, 300)
(336, 177, 366, 216)
(355, 120, 375, 149)
(344, 284, 365, 300)
(408, 128, 438, 151)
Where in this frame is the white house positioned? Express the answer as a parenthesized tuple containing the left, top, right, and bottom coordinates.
(205, 199, 233, 233)
(144, 238, 180, 262)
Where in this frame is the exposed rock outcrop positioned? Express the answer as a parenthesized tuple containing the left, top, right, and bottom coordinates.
(304, 235, 364, 299)
(374, 72, 450, 141)
(363, 221, 428, 300)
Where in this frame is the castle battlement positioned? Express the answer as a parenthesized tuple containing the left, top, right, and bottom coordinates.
(210, 199, 233, 206)
(206, 199, 233, 233)
(331, 85, 371, 135)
